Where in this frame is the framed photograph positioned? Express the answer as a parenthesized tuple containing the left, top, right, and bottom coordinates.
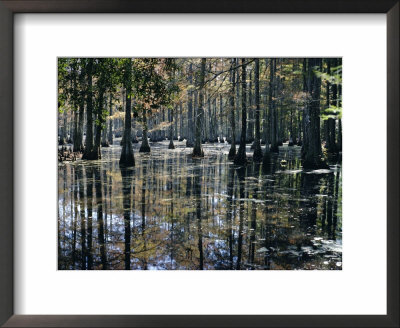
(0, 0, 398, 327)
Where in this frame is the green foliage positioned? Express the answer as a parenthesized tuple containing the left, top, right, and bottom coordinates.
(314, 64, 342, 85)
(132, 58, 179, 114)
(321, 105, 342, 120)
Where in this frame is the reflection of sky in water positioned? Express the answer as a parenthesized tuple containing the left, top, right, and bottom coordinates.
(58, 140, 342, 270)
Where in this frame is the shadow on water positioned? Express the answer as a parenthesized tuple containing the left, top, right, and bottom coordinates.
(58, 141, 342, 270)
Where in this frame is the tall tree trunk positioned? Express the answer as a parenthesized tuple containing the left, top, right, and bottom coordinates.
(302, 58, 327, 169)
(262, 59, 269, 145)
(235, 64, 241, 145)
(76, 99, 85, 152)
(168, 106, 175, 149)
(139, 109, 151, 152)
(108, 103, 113, 145)
(233, 59, 248, 165)
(326, 59, 337, 154)
(101, 95, 111, 147)
(179, 102, 184, 141)
(93, 91, 104, 159)
(186, 63, 194, 147)
(73, 110, 78, 151)
(59, 110, 67, 145)
(174, 105, 178, 140)
(219, 94, 224, 142)
(73, 64, 85, 152)
(337, 80, 342, 152)
(192, 58, 206, 157)
(247, 70, 254, 144)
(119, 60, 135, 167)
(228, 59, 237, 160)
(82, 59, 94, 160)
(253, 58, 263, 162)
(270, 59, 279, 152)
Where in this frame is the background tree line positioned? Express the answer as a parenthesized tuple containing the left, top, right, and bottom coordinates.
(58, 57, 342, 169)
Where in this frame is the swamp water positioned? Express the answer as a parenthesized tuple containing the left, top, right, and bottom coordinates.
(58, 140, 342, 270)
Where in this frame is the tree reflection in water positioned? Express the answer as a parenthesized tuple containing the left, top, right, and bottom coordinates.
(58, 141, 342, 270)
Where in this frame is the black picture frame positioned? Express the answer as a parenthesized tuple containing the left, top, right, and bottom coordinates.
(0, 1, 398, 327)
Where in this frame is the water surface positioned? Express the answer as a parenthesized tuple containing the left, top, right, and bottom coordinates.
(58, 140, 342, 270)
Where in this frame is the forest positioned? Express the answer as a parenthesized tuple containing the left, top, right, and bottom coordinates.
(58, 58, 342, 270)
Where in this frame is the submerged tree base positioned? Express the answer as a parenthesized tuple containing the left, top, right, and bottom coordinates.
(192, 146, 204, 157)
(262, 153, 271, 167)
(253, 145, 263, 162)
(233, 149, 247, 165)
(168, 141, 175, 149)
(82, 149, 100, 161)
(228, 146, 236, 160)
(270, 145, 279, 153)
(119, 153, 135, 167)
(139, 143, 151, 153)
(302, 158, 329, 170)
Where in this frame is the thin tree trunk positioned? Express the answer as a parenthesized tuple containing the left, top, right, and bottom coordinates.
(233, 59, 247, 165)
(186, 63, 194, 147)
(253, 58, 263, 162)
(82, 59, 94, 160)
(270, 59, 279, 152)
(108, 102, 113, 145)
(192, 58, 206, 157)
(168, 106, 175, 149)
(228, 59, 237, 160)
(326, 59, 337, 154)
